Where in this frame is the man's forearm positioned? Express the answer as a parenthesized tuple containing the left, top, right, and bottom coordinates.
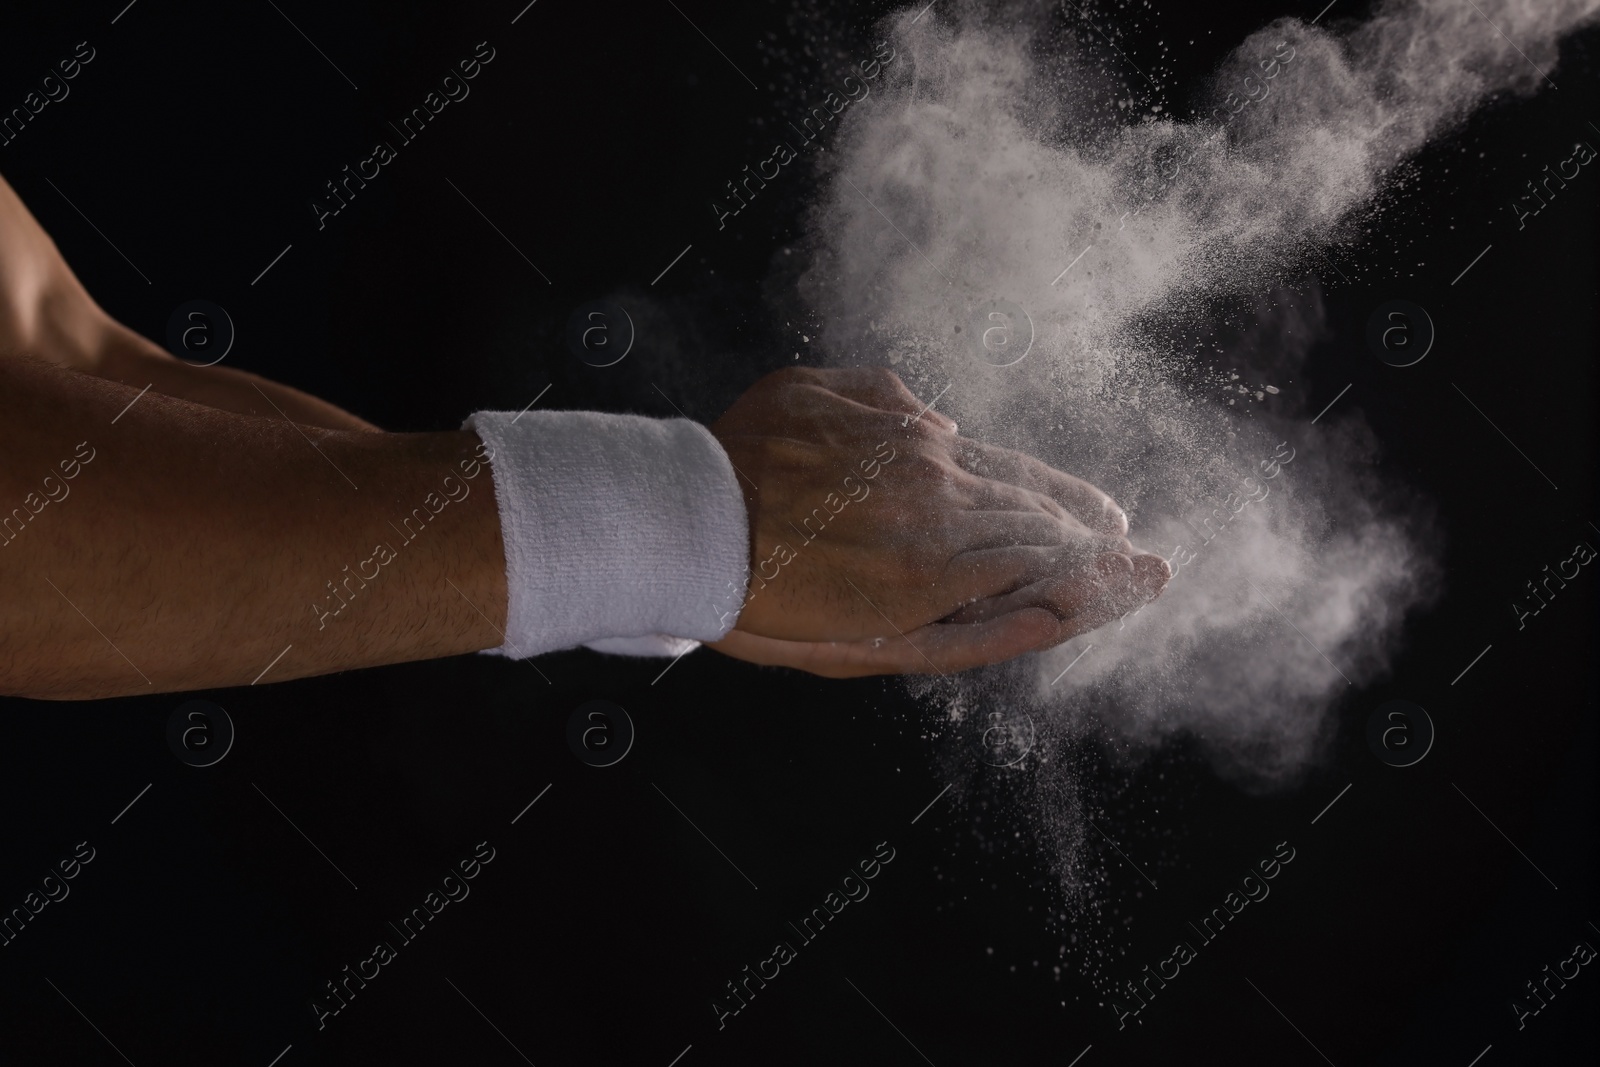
(0, 355, 506, 700)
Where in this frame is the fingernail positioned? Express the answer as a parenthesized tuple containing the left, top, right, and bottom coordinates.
(1132, 554, 1171, 596)
(1102, 498, 1129, 534)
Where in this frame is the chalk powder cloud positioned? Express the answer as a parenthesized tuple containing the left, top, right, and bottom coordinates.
(784, 0, 1600, 899)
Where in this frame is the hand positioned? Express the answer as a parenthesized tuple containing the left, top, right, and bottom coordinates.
(706, 368, 1169, 676)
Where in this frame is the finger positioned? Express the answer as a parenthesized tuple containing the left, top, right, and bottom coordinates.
(905, 608, 1064, 672)
(1029, 550, 1171, 635)
(947, 473, 1133, 557)
(941, 542, 1128, 606)
(945, 512, 1135, 554)
(708, 608, 1060, 678)
(952, 440, 1128, 534)
(950, 469, 1073, 521)
(1024, 554, 1171, 651)
(941, 554, 1120, 624)
(807, 367, 960, 432)
(945, 551, 1170, 628)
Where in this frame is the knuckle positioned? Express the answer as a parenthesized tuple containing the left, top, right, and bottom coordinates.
(773, 365, 818, 387)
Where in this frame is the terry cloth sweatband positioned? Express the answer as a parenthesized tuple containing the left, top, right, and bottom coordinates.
(462, 409, 750, 659)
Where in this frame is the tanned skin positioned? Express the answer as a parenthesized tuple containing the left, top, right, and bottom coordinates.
(0, 172, 1166, 699)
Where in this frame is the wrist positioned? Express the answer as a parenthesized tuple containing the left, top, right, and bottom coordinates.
(467, 409, 750, 657)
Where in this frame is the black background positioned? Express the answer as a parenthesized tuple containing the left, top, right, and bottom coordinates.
(0, 1, 1595, 1065)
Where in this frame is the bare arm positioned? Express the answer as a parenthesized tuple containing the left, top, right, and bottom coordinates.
(0, 171, 1168, 697)
(0, 354, 505, 700)
(0, 171, 377, 431)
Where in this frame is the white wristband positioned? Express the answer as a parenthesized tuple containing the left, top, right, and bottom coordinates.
(463, 409, 749, 658)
